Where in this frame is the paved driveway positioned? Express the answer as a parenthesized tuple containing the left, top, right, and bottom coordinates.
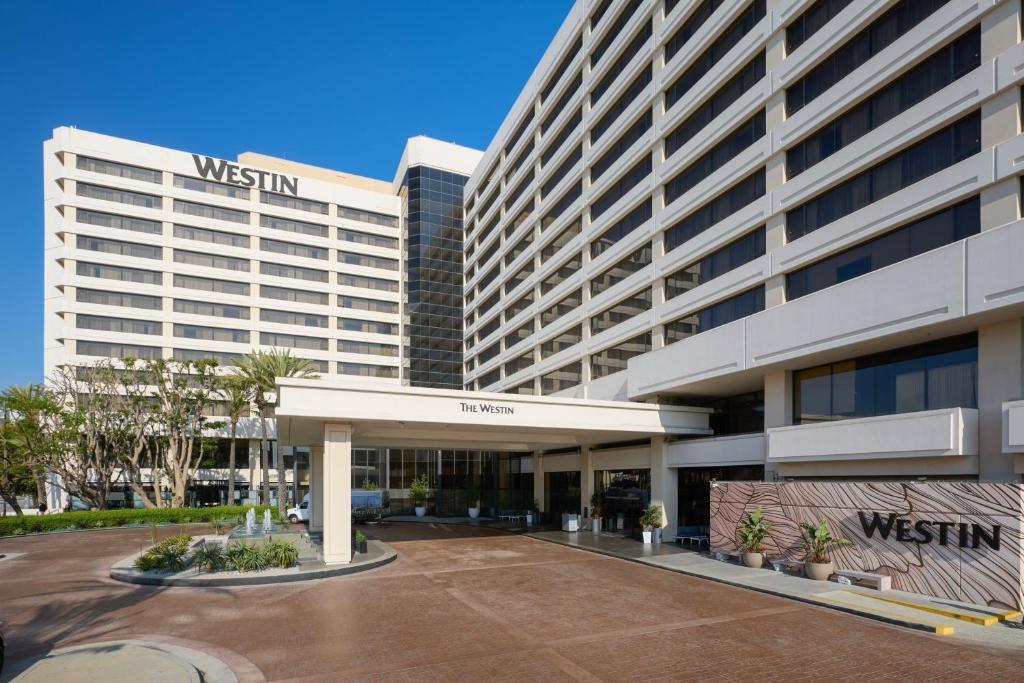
(2, 522, 1023, 681)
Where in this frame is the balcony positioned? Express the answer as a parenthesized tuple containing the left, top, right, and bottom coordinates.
(767, 408, 978, 464)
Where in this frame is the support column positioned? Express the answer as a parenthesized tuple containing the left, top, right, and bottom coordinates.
(978, 320, 1024, 481)
(763, 370, 792, 481)
(580, 445, 593, 516)
(309, 445, 324, 533)
(649, 436, 677, 539)
(322, 424, 352, 565)
(532, 450, 544, 513)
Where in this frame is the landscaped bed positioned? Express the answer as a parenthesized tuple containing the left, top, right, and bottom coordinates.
(133, 532, 300, 574)
(0, 505, 278, 537)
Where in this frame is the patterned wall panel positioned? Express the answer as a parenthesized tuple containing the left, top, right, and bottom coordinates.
(710, 482, 1024, 610)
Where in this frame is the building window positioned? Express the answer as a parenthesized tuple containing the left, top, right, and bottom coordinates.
(590, 154, 651, 221)
(504, 319, 535, 350)
(590, 288, 652, 335)
(261, 238, 328, 260)
(665, 286, 765, 344)
(339, 318, 398, 335)
(173, 174, 250, 200)
(173, 348, 242, 365)
(591, 66, 651, 145)
(786, 0, 950, 115)
(339, 340, 399, 357)
(541, 361, 582, 395)
(260, 331, 328, 351)
(794, 334, 978, 424)
(77, 261, 161, 285)
(77, 156, 162, 183)
(260, 191, 327, 215)
(504, 351, 534, 377)
(591, 332, 651, 379)
(665, 168, 765, 252)
(541, 251, 582, 295)
(592, 110, 652, 182)
(787, 197, 979, 300)
(78, 182, 161, 209)
(541, 148, 580, 200)
(260, 309, 328, 328)
(78, 288, 161, 310)
(787, 112, 980, 241)
(338, 206, 399, 228)
(541, 216, 581, 264)
(787, 27, 980, 177)
(665, 227, 765, 300)
(259, 214, 328, 238)
(590, 244, 651, 297)
(338, 229, 398, 250)
(260, 261, 328, 283)
(76, 340, 160, 359)
(338, 251, 399, 271)
(176, 324, 250, 344)
(77, 235, 162, 259)
(174, 224, 250, 249)
(338, 273, 399, 293)
(76, 208, 161, 235)
(665, 0, 765, 110)
(174, 274, 249, 296)
(260, 285, 328, 306)
(504, 291, 534, 322)
(174, 249, 249, 272)
(590, 0, 643, 67)
(173, 199, 249, 224)
(590, 20, 652, 106)
(339, 363, 398, 379)
(542, 181, 582, 230)
(477, 315, 501, 342)
(785, 0, 852, 53)
(542, 35, 582, 103)
(77, 314, 161, 335)
(541, 324, 582, 359)
(338, 296, 398, 314)
(541, 289, 582, 327)
(174, 299, 250, 319)
(590, 200, 652, 259)
(664, 109, 765, 205)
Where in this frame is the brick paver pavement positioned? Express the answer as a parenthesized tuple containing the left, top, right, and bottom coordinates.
(1, 522, 1023, 682)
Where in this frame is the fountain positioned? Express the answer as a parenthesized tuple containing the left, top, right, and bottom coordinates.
(228, 506, 296, 542)
(262, 509, 272, 534)
(245, 508, 255, 535)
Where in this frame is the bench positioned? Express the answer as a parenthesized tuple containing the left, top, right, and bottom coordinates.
(835, 570, 891, 591)
(714, 549, 742, 563)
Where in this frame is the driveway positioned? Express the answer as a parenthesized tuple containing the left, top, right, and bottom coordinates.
(2, 522, 1023, 681)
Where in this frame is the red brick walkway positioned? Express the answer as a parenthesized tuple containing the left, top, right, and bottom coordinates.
(2, 522, 1023, 681)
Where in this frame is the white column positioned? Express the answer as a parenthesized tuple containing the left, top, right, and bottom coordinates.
(580, 445, 593, 516)
(532, 450, 544, 513)
(309, 445, 324, 533)
(650, 436, 677, 539)
(322, 423, 352, 564)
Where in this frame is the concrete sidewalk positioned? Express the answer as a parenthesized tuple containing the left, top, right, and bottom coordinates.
(527, 529, 1024, 649)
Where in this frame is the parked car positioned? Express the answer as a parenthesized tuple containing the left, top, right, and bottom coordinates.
(286, 491, 391, 523)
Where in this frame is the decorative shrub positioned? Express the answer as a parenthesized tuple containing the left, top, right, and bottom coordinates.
(192, 541, 227, 573)
(262, 540, 299, 568)
(0, 506, 278, 538)
(133, 533, 193, 573)
(226, 542, 270, 572)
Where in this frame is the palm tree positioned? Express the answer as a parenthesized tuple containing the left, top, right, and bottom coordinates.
(217, 376, 252, 507)
(234, 349, 317, 515)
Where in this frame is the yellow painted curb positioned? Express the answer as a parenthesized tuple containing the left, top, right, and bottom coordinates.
(846, 590, 997, 626)
(812, 592, 956, 635)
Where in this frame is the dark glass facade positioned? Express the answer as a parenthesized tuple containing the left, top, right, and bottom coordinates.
(401, 165, 469, 389)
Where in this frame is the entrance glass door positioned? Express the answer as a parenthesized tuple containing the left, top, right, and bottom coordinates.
(546, 471, 581, 519)
(596, 469, 650, 537)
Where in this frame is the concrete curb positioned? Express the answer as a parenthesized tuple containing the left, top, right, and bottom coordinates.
(526, 533, 947, 637)
(109, 539, 397, 587)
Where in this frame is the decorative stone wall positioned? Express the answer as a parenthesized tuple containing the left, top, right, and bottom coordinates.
(710, 481, 1024, 610)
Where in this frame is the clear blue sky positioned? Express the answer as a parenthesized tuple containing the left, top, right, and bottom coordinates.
(0, 0, 572, 388)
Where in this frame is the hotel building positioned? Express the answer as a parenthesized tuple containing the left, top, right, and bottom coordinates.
(459, 0, 1024, 534)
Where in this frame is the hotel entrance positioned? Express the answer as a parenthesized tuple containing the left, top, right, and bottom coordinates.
(676, 465, 765, 532)
(545, 471, 581, 520)
(596, 469, 651, 536)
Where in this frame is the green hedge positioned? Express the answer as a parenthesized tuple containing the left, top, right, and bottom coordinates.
(0, 505, 279, 537)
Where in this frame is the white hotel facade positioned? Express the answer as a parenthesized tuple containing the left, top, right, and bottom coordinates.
(40, 0, 1024, 551)
(459, 0, 1024, 532)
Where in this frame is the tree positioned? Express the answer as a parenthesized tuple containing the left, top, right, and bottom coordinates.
(234, 349, 317, 515)
(217, 376, 253, 506)
(0, 401, 37, 514)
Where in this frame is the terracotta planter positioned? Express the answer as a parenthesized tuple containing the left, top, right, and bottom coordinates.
(805, 560, 834, 581)
(741, 552, 764, 569)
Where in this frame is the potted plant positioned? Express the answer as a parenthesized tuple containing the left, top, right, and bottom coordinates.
(799, 518, 850, 581)
(409, 474, 431, 517)
(639, 504, 662, 544)
(589, 489, 604, 534)
(526, 499, 539, 525)
(354, 529, 368, 554)
(736, 506, 771, 569)
(467, 482, 481, 519)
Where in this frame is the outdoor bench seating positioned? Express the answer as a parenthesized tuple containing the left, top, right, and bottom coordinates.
(835, 569, 891, 590)
(770, 558, 804, 573)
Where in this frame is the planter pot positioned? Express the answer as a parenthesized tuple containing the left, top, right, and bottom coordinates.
(741, 552, 764, 569)
(592, 518, 601, 534)
(805, 560, 834, 581)
(526, 513, 534, 525)
(653, 528, 663, 544)
(468, 507, 479, 519)
(642, 530, 653, 544)
(414, 506, 426, 517)
(357, 540, 368, 554)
